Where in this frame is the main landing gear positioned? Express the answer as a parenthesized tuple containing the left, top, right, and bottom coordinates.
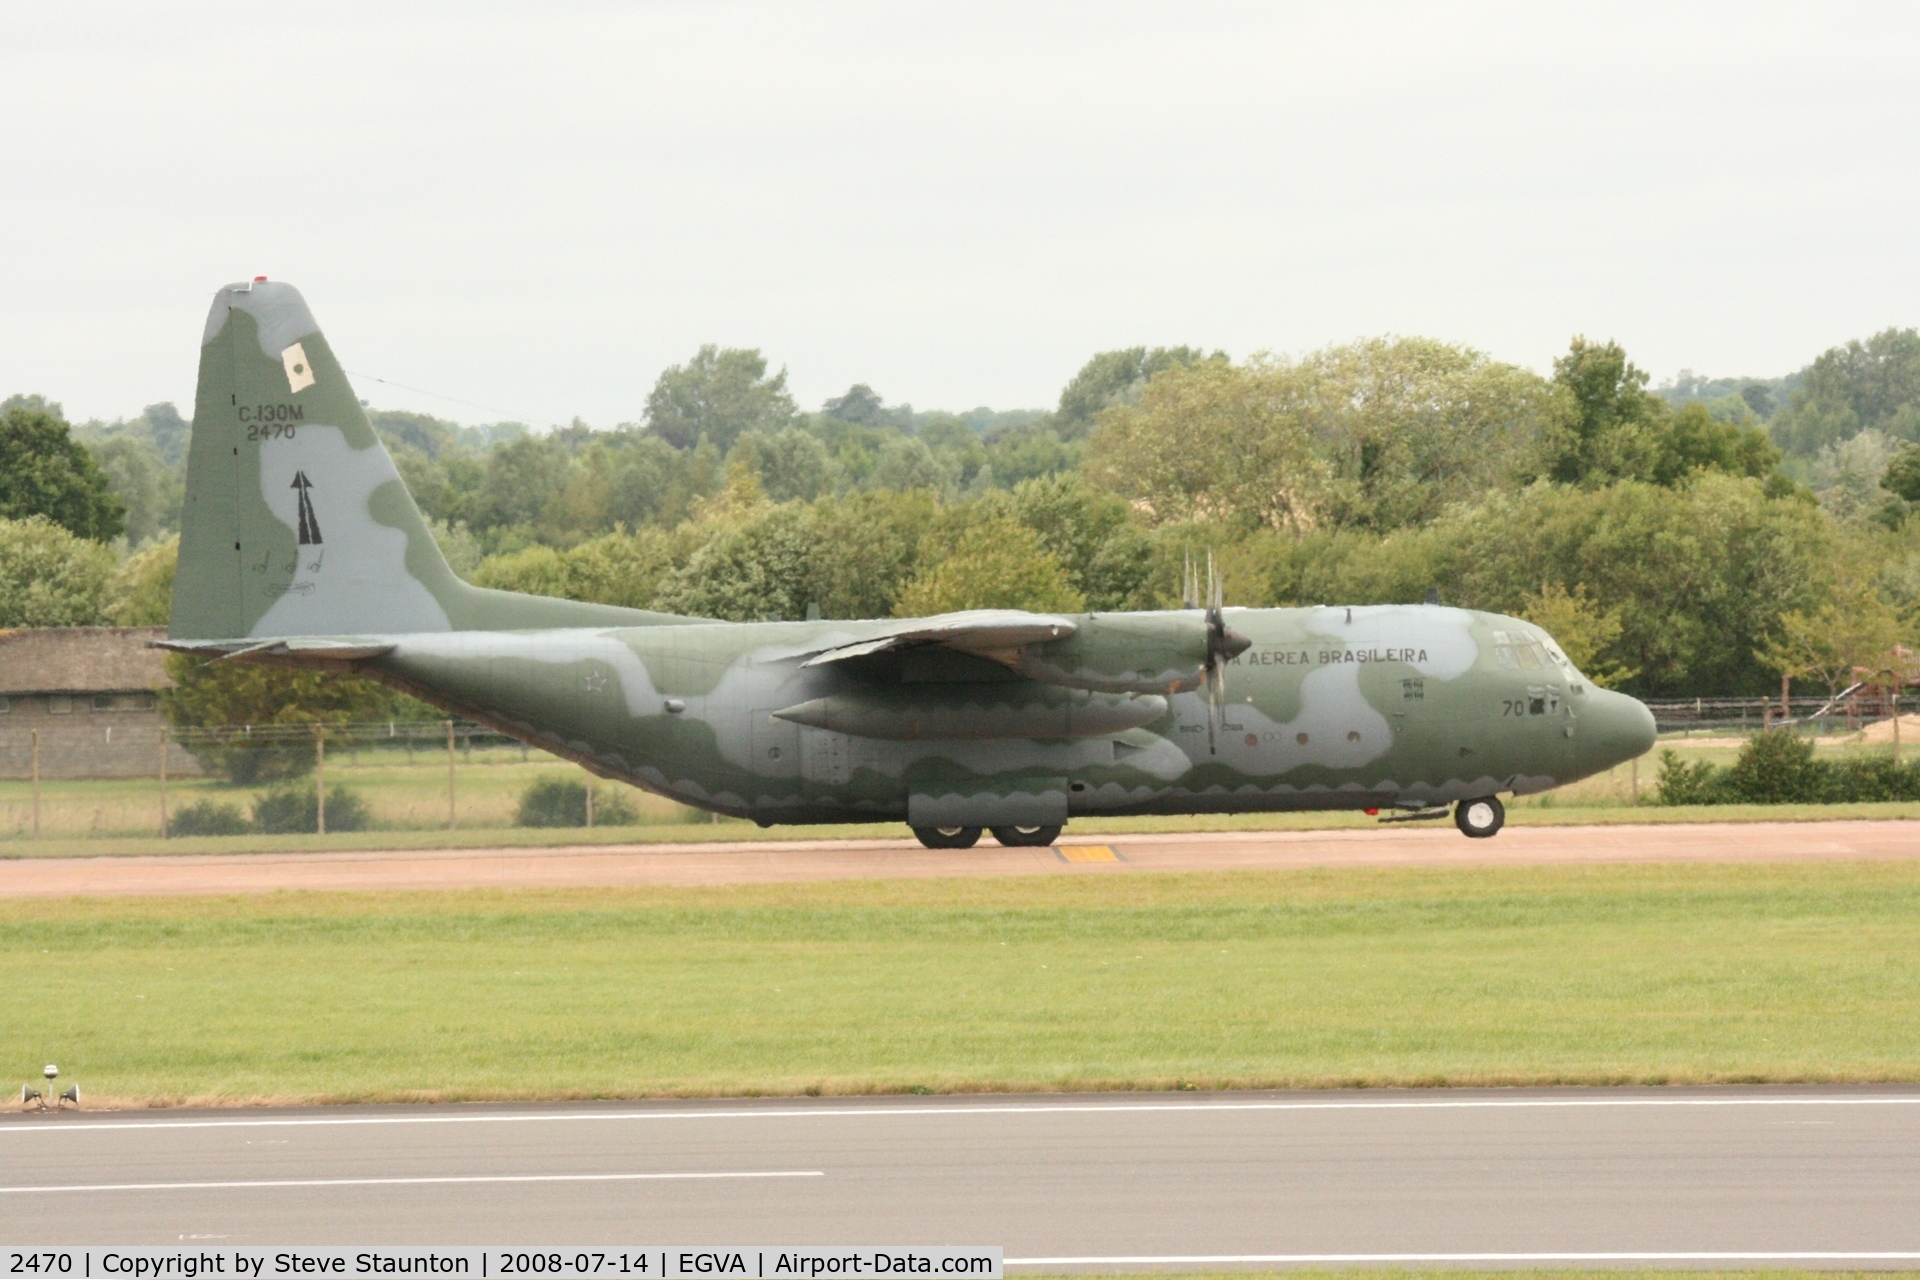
(914, 826, 982, 849)
(1454, 795, 1505, 838)
(912, 824, 1064, 849)
(990, 824, 1061, 847)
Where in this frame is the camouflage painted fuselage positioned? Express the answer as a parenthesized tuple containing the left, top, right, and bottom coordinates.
(359, 606, 1655, 827)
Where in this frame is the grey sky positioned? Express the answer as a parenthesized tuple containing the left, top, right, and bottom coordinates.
(3, 1, 1917, 428)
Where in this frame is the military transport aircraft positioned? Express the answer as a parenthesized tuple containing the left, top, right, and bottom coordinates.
(161, 280, 1657, 847)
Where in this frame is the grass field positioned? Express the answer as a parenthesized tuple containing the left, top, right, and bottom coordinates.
(5, 860, 1916, 1106)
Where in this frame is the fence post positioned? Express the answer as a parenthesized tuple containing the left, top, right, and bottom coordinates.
(585, 777, 594, 829)
(314, 725, 327, 836)
(446, 720, 457, 831)
(1630, 755, 1639, 807)
(30, 729, 40, 840)
(159, 725, 169, 839)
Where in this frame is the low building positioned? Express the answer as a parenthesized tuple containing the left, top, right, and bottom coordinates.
(0, 627, 202, 778)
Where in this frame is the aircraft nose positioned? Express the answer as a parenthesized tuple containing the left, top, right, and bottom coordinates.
(1581, 687, 1658, 773)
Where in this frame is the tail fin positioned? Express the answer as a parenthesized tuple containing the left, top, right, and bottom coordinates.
(172, 280, 687, 640)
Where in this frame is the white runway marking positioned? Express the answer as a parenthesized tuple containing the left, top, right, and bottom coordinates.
(1007, 1254, 1920, 1265)
(3, 1094, 1916, 1134)
(0, 1171, 822, 1193)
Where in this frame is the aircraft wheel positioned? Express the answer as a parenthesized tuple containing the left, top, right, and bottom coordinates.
(1454, 796, 1505, 838)
(990, 824, 1062, 847)
(914, 825, 982, 849)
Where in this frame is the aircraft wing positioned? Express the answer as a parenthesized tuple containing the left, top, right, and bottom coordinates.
(799, 609, 1077, 669)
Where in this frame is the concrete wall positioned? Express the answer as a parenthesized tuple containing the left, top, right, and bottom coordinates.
(0, 695, 204, 779)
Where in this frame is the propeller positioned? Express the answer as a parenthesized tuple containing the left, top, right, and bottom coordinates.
(1192, 549, 1251, 754)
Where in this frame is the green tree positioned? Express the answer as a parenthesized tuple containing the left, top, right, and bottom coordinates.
(0, 403, 125, 540)
(1087, 357, 1330, 530)
(649, 503, 818, 621)
(0, 515, 116, 626)
(1647, 402, 1783, 489)
(821, 383, 894, 426)
(111, 535, 178, 626)
(1546, 340, 1786, 491)
(161, 656, 421, 785)
(1545, 337, 1666, 485)
(472, 527, 679, 609)
(807, 488, 939, 619)
(869, 436, 958, 493)
(894, 517, 1087, 616)
(1772, 327, 1920, 456)
(998, 473, 1155, 610)
(1304, 337, 1562, 529)
(732, 427, 840, 502)
(1518, 581, 1636, 688)
(1881, 441, 1920, 506)
(87, 435, 183, 544)
(1055, 346, 1222, 438)
(646, 345, 798, 452)
(1436, 475, 1836, 694)
(1757, 573, 1906, 698)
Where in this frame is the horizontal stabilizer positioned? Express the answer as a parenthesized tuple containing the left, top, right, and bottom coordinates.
(152, 636, 395, 664)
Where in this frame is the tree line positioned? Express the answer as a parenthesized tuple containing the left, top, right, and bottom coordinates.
(6, 323, 1920, 716)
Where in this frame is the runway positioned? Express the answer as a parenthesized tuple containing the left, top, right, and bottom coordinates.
(4, 819, 1920, 898)
(4, 1088, 1918, 1262)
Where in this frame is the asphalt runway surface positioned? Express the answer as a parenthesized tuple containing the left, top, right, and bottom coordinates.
(3, 1088, 1918, 1265)
(5, 819, 1920, 897)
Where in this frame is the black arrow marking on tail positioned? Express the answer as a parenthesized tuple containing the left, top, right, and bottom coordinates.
(291, 471, 323, 545)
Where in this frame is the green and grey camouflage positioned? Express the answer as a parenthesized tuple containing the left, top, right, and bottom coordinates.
(164, 280, 1657, 846)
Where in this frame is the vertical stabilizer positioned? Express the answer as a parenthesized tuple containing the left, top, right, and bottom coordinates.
(173, 280, 693, 640)
(173, 280, 465, 639)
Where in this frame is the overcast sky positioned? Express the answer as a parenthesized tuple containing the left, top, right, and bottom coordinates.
(3, 1, 1918, 428)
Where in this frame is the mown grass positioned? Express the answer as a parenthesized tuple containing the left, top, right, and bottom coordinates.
(4, 860, 1916, 1106)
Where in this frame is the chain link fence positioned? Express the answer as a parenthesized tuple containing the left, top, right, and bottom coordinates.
(0, 717, 698, 841)
(4, 697, 1912, 841)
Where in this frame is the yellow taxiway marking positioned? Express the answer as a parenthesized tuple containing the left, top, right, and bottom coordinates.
(1056, 845, 1121, 863)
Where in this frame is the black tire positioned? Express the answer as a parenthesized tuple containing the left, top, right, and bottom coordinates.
(990, 824, 1062, 847)
(914, 825, 983, 849)
(1454, 796, 1505, 838)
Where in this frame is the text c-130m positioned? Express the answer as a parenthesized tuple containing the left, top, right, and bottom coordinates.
(161, 281, 1658, 847)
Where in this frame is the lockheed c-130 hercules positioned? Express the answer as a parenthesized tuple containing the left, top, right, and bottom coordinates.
(160, 280, 1658, 847)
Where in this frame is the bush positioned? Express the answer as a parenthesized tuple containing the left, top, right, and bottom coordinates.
(1657, 730, 1920, 805)
(1654, 748, 1726, 805)
(1725, 729, 1828, 803)
(516, 776, 639, 828)
(254, 784, 371, 834)
(168, 799, 251, 836)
